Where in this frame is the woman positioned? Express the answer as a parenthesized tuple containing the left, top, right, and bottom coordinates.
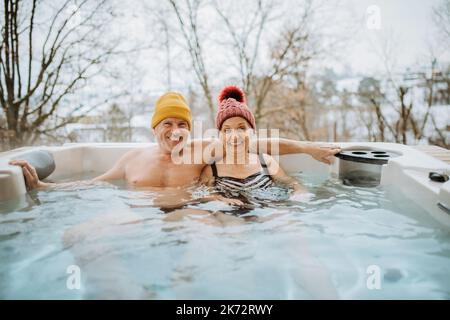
(200, 85, 312, 209)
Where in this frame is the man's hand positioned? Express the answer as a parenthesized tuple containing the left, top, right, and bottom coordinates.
(8, 160, 49, 190)
(305, 144, 341, 165)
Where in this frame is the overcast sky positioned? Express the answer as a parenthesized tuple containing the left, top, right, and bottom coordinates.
(339, 0, 447, 75)
(134, 0, 448, 89)
(84, 0, 450, 111)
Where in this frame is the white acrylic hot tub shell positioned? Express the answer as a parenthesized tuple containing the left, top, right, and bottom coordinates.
(1, 142, 449, 228)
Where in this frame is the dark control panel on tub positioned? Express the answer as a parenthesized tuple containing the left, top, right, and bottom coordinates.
(335, 149, 400, 165)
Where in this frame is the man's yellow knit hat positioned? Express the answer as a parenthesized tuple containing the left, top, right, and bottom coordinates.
(151, 92, 192, 130)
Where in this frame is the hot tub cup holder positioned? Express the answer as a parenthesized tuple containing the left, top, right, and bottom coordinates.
(335, 149, 401, 187)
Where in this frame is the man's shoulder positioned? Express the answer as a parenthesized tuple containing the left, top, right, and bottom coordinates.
(121, 145, 156, 161)
(123, 147, 143, 157)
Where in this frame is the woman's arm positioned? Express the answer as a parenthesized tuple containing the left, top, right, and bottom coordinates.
(262, 154, 312, 201)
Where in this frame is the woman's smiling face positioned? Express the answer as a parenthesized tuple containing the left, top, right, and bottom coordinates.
(220, 117, 254, 155)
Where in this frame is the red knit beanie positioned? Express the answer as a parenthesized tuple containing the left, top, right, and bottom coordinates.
(215, 85, 256, 130)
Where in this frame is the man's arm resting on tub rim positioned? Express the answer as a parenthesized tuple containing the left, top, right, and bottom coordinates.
(189, 138, 341, 165)
(8, 148, 136, 190)
(250, 138, 341, 165)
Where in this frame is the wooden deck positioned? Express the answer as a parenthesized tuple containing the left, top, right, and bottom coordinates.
(412, 145, 450, 164)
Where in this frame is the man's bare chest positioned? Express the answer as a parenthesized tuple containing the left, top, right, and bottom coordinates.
(125, 160, 203, 187)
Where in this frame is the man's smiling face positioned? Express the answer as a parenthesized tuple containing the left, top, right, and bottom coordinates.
(153, 117, 190, 153)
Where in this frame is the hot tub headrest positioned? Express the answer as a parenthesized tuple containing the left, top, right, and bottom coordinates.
(12, 150, 55, 180)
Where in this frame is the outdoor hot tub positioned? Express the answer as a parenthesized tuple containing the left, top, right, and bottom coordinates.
(0, 142, 449, 299)
(1, 142, 449, 228)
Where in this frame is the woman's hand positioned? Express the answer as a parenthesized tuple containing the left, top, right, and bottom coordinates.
(8, 160, 49, 190)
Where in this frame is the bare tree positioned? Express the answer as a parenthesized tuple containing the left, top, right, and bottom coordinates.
(433, 0, 450, 47)
(356, 62, 448, 147)
(162, 0, 353, 136)
(105, 103, 133, 142)
(0, 0, 118, 150)
(250, 0, 350, 128)
(362, 33, 430, 145)
(416, 59, 449, 147)
(212, 0, 276, 95)
(357, 76, 397, 142)
(167, 0, 215, 125)
(142, 3, 176, 91)
(252, 2, 316, 123)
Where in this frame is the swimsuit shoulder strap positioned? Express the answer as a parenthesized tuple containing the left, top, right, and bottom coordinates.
(210, 162, 218, 178)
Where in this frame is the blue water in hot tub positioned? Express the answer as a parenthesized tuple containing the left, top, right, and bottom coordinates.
(0, 172, 449, 299)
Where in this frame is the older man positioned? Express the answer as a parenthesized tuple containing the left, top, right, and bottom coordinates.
(9, 91, 340, 190)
